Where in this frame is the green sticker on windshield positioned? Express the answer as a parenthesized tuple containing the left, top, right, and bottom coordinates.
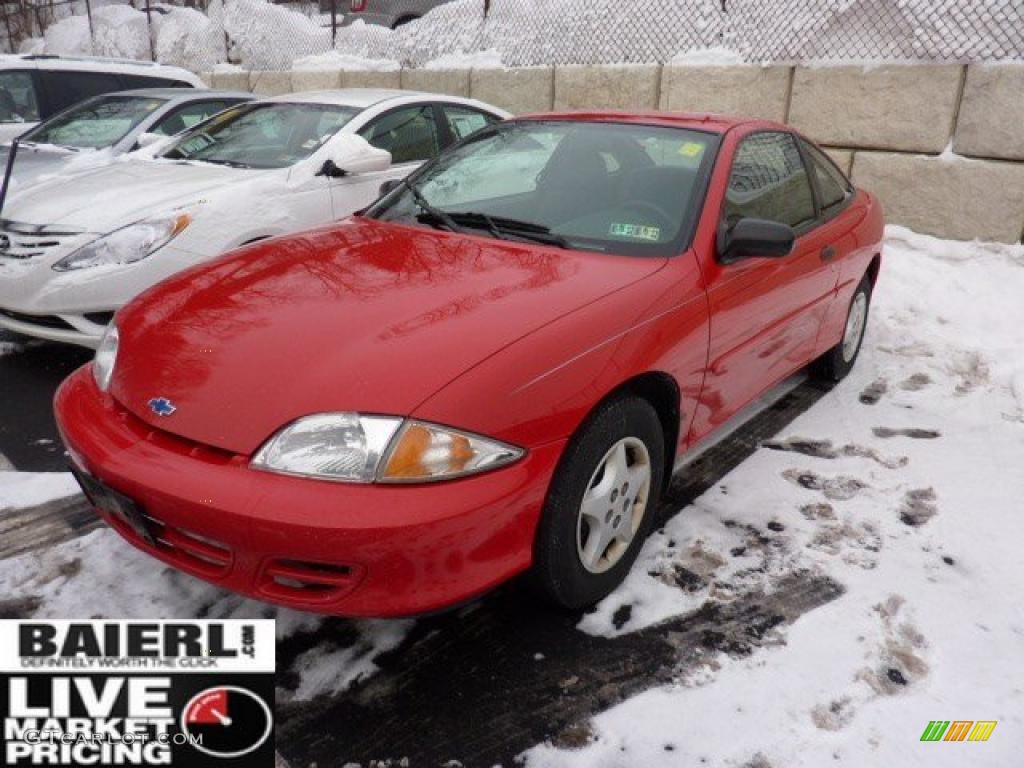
(610, 222, 661, 241)
(678, 141, 705, 158)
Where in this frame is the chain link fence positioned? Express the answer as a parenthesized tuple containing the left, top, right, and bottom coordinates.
(4, 0, 1023, 70)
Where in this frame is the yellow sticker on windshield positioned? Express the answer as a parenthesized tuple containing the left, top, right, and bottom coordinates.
(610, 223, 661, 241)
(678, 142, 705, 158)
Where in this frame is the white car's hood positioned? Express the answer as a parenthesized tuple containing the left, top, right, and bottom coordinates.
(3, 159, 273, 232)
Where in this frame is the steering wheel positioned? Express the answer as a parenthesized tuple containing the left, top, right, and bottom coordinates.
(618, 200, 675, 231)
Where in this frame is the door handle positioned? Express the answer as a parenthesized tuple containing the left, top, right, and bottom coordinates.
(820, 245, 837, 262)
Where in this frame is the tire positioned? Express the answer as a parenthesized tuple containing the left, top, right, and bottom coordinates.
(813, 275, 872, 382)
(532, 396, 665, 610)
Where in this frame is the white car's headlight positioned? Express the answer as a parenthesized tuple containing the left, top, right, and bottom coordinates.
(53, 213, 192, 272)
(93, 322, 119, 392)
(251, 413, 523, 484)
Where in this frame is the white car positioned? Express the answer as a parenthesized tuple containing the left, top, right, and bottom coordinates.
(0, 89, 509, 347)
(0, 54, 204, 144)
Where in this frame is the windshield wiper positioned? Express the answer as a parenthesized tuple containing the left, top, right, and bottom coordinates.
(191, 158, 252, 169)
(448, 212, 570, 248)
(402, 178, 462, 233)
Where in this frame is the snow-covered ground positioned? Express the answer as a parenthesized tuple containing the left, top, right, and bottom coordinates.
(1, 225, 1022, 764)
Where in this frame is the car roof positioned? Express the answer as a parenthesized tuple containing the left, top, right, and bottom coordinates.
(109, 88, 254, 101)
(265, 88, 422, 108)
(0, 54, 203, 84)
(511, 110, 774, 134)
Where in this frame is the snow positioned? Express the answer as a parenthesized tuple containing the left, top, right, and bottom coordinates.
(1, 225, 1023, 761)
(292, 51, 399, 72)
(669, 46, 746, 67)
(524, 225, 1024, 766)
(35, 0, 1023, 73)
(0, 471, 80, 510)
(424, 48, 504, 70)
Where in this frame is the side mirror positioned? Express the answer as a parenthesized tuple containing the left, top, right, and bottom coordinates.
(317, 142, 392, 178)
(379, 178, 402, 196)
(135, 132, 164, 149)
(718, 218, 795, 264)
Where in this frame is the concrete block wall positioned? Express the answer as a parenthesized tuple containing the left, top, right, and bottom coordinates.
(200, 62, 1024, 243)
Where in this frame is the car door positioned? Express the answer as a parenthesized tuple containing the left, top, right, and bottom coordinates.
(332, 102, 442, 217)
(691, 129, 837, 440)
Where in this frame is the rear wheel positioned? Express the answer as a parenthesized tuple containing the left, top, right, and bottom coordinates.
(814, 275, 872, 382)
(532, 397, 664, 609)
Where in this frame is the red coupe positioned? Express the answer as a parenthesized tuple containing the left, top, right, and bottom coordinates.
(55, 112, 883, 617)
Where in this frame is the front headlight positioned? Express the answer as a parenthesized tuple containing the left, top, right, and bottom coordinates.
(251, 413, 523, 484)
(93, 322, 119, 391)
(53, 212, 191, 272)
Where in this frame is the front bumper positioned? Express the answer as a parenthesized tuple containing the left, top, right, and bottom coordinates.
(55, 367, 564, 617)
(0, 243, 200, 347)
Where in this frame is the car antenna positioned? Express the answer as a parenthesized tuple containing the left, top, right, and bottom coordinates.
(0, 138, 19, 221)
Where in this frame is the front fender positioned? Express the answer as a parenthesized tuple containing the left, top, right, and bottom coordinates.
(413, 252, 710, 452)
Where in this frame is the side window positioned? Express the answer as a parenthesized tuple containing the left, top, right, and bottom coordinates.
(802, 139, 853, 214)
(42, 71, 123, 113)
(724, 132, 815, 230)
(152, 101, 234, 136)
(0, 71, 40, 124)
(358, 105, 439, 164)
(441, 105, 497, 143)
(118, 74, 191, 90)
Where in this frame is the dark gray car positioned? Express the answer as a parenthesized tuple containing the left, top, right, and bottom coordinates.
(0, 88, 254, 191)
(343, 0, 455, 28)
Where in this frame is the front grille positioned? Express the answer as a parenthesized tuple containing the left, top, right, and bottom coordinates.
(0, 219, 82, 261)
(0, 309, 74, 330)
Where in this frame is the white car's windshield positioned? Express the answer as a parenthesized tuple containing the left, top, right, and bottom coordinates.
(161, 102, 360, 169)
(369, 120, 719, 258)
(21, 95, 167, 149)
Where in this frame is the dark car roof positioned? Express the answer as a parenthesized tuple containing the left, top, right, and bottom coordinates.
(103, 88, 254, 100)
(511, 111, 776, 134)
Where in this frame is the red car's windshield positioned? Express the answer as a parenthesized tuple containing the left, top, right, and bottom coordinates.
(369, 120, 720, 257)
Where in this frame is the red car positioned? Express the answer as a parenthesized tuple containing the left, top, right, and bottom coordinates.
(55, 112, 883, 617)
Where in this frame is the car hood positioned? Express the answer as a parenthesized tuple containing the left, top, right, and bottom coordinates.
(3, 158, 265, 231)
(111, 217, 667, 455)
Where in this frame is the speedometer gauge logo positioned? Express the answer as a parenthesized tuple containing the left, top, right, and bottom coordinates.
(182, 686, 273, 759)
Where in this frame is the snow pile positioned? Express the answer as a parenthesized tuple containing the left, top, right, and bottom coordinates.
(526, 226, 1024, 766)
(36, 0, 1024, 72)
(292, 50, 400, 72)
(43, 3, 227, 71)
(424, 48, 504, 70)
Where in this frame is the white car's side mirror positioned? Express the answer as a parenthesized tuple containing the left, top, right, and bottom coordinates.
(316, 136, 392, 178)
(136, 132, 164, 149)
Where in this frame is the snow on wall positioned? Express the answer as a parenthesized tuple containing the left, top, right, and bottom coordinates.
(32, 0, 1024, 73)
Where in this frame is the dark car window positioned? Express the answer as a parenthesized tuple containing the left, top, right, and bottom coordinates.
(0, 71, 40, 124)
(21, 94, 166, 149)
(117, 74, 193, 90)
(801, 139, 853, 214)
(41, 71, 124, 114)
(442, 105, 499, 142)
(723, 132, 815, 231)
(358, 105, 439, 164)
(151, 100, 238, 136)
(370, 120, 718, 259)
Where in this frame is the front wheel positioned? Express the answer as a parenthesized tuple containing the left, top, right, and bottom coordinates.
(532, 397, 665, 609)
(814, 275, 872, 382)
